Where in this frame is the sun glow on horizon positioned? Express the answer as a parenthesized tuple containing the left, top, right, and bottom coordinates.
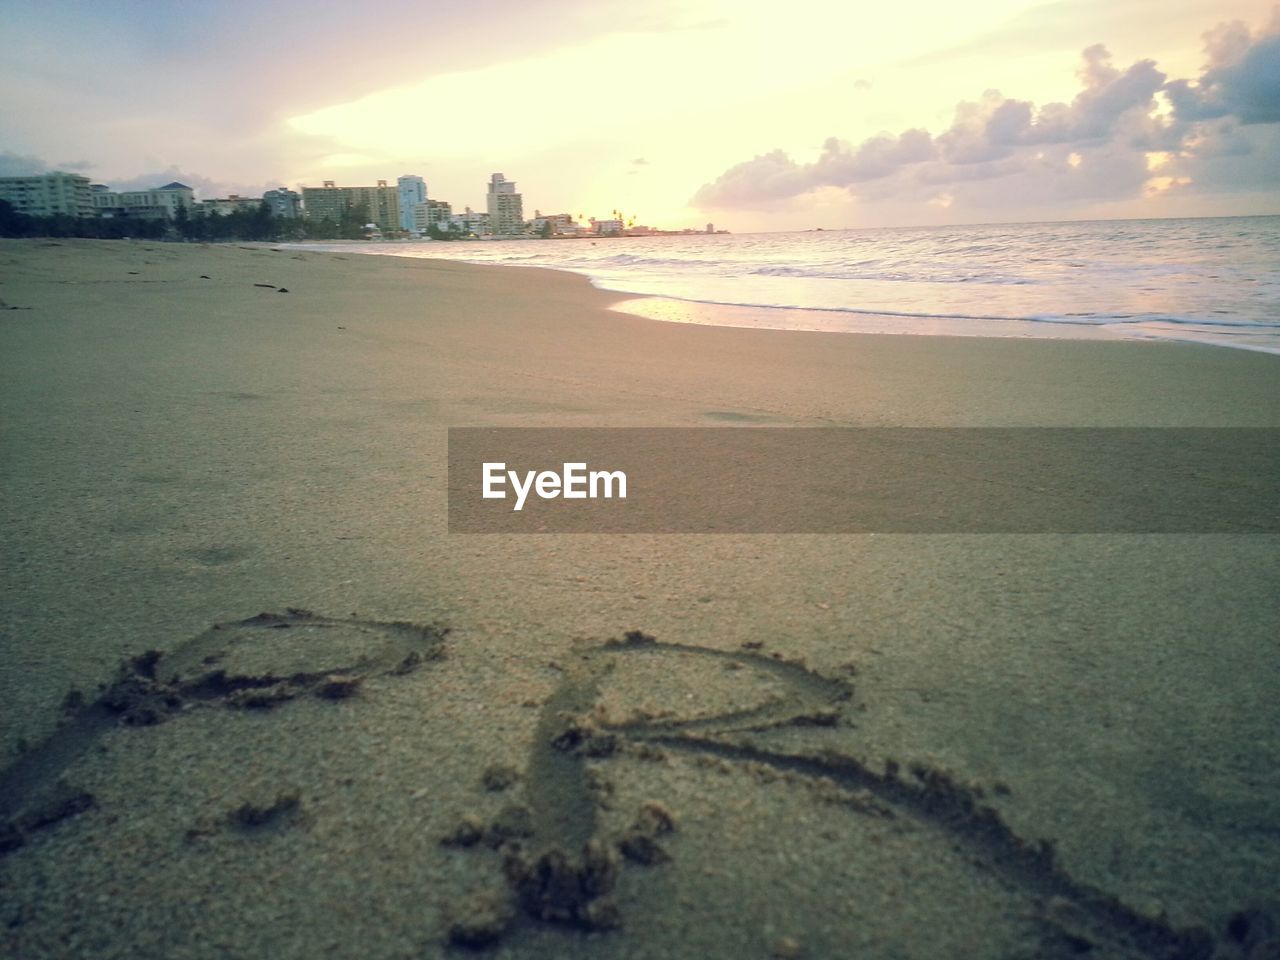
(5, 0, 1273, 231)
(282, 0, 1063, 227)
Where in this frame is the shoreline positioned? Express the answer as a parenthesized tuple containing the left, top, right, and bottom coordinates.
(2, 238, 1278, 958)
(273, 238, 1280, 357)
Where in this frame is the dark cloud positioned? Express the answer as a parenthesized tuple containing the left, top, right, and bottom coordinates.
(694, 11, 1280, 216)
(1166, 10, 1280, 124)
(0, 151, 48, 176)
(1161, 120, 1280, 191)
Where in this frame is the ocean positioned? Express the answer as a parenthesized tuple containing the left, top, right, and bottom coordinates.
(291, 215, 1280, 355)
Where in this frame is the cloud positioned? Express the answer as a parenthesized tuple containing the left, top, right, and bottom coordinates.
(1165, 9, 1280, 124)
(0, 151, 48, 176)
(106, 167, 233, 198)
(0, 152, 91, 176)
(691, 150, 811, 208)
(694, 10, 1280, 217)
(1030, 45, 1166, 143)
(816, 129, 937, 181)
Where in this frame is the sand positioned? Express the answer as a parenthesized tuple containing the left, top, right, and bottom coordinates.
(1, 238, 1278, 959)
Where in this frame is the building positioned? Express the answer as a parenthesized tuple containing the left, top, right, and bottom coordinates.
(301, 180, 400, 232)
(0, 172, 94, 218)
(589, 218, 624, 236)
(397, 175, 426, 233)
(530, 211, 580, 236)
(92, 181, 195, 220)
(300, 181, 345, 223)
(263, 188, 301, 218)
(200, 195, 264, 217)
(412, 199, 452, 233)
(485, 173, 524, 236)
(442, 206, 490, 236)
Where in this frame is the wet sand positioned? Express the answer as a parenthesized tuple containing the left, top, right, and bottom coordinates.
(1, 238, 1278, 959)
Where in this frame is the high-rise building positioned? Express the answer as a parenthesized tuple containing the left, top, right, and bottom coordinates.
(0, 172, 94, 218)
(413, 199, 452, 233)
(301, 180, 400, 232)
(485, 173, 524, 236)
(397, 175, 426, 232)
(263, 188, 302, 218)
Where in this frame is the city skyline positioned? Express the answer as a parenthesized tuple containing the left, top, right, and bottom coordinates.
(1, 0, 1277, 232)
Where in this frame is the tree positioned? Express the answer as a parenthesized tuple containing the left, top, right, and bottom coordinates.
(173, 203, 190, 238)
(0, 199, 35, 237)
(338, 202, 371, 240)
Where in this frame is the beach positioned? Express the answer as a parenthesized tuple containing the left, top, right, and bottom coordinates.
(2, 238, 1278, 958)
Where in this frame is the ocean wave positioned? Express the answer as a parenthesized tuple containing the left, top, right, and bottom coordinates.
(592, 282, 1280, 331)
(745, 264, 1036, 284)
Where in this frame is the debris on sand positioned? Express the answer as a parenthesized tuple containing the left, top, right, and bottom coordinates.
(447, 888, 516, 948)
(481, 764, 520, 792)
(484, 804, 534, 848)
(229, 790, 301, 830)
(441, 813, 486, 848)
(618, 800, 677, 866)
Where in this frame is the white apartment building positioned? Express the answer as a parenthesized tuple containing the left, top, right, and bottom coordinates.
(530, 212, 579, 236)
(590, 218, 624, 235)
(0, 172, 94, 218)
(397, 175, 426, 233)
(93, 181, 196, 220)
(200, 195, 264, 216)
(485, 173, 524, 236)
(443, 207, 490, 236)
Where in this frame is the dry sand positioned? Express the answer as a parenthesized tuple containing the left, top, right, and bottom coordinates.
(1, 238, 1278, 959)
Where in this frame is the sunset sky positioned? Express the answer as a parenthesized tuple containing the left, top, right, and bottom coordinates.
(2, 0, 1277, 231)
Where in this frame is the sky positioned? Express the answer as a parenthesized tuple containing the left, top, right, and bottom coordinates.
(1, 0, 1277, 231)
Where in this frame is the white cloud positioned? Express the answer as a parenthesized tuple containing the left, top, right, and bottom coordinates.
(694, 11, 1280, 220)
